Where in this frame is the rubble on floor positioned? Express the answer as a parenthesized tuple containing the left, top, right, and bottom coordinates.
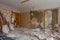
(0, 33, 14, 40)
(7, 28, 46, 40)
(7, 27, 60, 40)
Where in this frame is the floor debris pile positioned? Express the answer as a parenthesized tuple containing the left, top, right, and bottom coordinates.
(45, 28, 60, 40)
(6, 27, 60, 40)
(7, 28, 46, 40)
(0, 33, 14, 40)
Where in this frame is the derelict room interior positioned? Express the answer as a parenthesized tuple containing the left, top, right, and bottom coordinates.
(0, 0, 60, 40)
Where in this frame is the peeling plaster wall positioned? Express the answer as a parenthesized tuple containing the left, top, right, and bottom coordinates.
(1, 9, 12, 24)
(47, 10, 52, 25)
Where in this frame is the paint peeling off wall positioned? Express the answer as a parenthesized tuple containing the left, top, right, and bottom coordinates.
(1, 9, 12, 24)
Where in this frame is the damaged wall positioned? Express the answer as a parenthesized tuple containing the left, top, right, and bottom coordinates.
(1, 9, 12, 24)
(0, 9, 59, 29)
(52, 9, 58, 30)
(30, 10, 44, 28)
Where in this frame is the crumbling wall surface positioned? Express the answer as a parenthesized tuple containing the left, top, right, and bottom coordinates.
(1, 9, 12, 24)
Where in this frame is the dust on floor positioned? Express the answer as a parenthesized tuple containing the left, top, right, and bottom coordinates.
(7, 27, 46, 40)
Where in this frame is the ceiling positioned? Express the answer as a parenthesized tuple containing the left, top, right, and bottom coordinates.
(0, 0, 60, 12)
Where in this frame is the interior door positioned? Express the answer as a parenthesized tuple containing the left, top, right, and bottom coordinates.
(15, 13, 21, 27)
